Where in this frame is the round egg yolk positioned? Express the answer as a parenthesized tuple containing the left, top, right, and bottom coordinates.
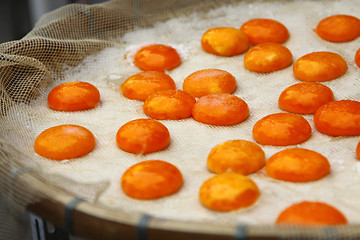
(293, 51, 347, 82)
(121, 160, 183, 200)
(133, 44, 181, 72)
(199, 172, 260, 212)
(143, 90, 196, 120)
(314, 100, 360, 136)
(47, 82, 100, 111)
(356, 141, 360, 160)
(116, 118, 170, 155)
(265, 148, 330, 182)
(192, 93, 249, 126)
(240, 18, 289, 45)
(355, 48, 360, 68)
(252, 113, 311, 146)
(121, 71, 176, 101)
(34, 124, 95, 160)
(276, 201, 348, 226)
(201, 27, 249, 57)
(278, 82, 334, 114)
(182, 69, 237, 98)
(207, 140, 265, 175)
(315, 14, 360, 42)
(244, 43, 293, 73)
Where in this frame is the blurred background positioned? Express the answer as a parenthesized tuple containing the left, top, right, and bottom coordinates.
(0, 0, 107, 43)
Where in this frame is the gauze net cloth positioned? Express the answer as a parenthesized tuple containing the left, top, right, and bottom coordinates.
(1, 0, 360, 239)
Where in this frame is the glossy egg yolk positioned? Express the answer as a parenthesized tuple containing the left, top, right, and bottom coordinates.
(355, 48, 360, 68)
(121, 160, 183, 200)
(116, 118, 170, 155)
(252, 112, 311, 146)
(278, 82, 334, 114)
(192, 93, 249, 126)
(207, 140, 265, 175)
(244, 43, 293, 73)
(315, 14, 360, 42)
(201, 27, 249, 57)
(293, 51, 347, 82)
(314, 100, 360, 136)
(121, 71, 176, 101)
(48, 82, 100, 111)
(265, 148, 330, 182)
(182, 69, 237, 98)
(143, 90, 196, 120)
(34, 124, 95, 160)
(276, 201, 348, 226)
(199, 172, 260, 212)
(240, 18, 289, 45)
(133, 44, 181, 72)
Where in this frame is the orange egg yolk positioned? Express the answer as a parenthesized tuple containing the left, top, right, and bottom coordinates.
(240, 18, 289, 45)
(244, 43, 293, 73)
(121, 160, 183, 200)
(133, 44, 181, 72)
(116, 118, 170, 155)
(265, 148, 330, 182)
(143, 90, 196, 120)
(207, 140, 265, 175)
(192, 93, 249, 126)
(293, 51, 347, 82)
(121, 71, 176, 101)
(276, 201, 348, 226)
(199, 172, 260, 212)
(315, 14, 360, 42)
(47, 82, 100, 111)
(201, 27, 249, 57)
(182, 69, 237, 98)
(34, 124, 95, 160)
(314, 100, 360, 136)
(252, 113, 311, 146)
(355, 48, 360, 68)
(278, 82, 334, 114)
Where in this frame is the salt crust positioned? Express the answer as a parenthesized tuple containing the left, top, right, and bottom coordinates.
(10, 0, 360, 225)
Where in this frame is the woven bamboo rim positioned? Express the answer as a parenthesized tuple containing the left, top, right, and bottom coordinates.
(16, 170, 358, 239)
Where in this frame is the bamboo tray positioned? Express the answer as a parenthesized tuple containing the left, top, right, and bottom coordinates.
(1, 0, 360, 239)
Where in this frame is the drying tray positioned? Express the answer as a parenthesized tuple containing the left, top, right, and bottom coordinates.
(1, 0, 360, 239)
